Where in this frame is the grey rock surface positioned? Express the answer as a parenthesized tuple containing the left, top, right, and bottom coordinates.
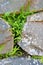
(30, 0, 43, 11)
(0, 18, 14, 54)
(0, 0, 27, 14)
(27, 12, 43, 22)
(0, 18, 10, 31)
(0, 57, 42, 65)
(18, 12, 43, 56)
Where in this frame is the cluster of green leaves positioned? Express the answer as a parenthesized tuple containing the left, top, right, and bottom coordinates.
(2, 12, 25, 43)
(0, 7, 34, 58)
(2, 9, 34, 43)
(0, 5, 43, 63)
(0, 9, 28, 58)
(0, 46, 22, 59)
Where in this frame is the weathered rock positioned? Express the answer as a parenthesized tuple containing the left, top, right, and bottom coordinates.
(0, 57, 42, 65)
(18, 12, 43, 56)
(0, 18, 14, 54)
(29, 0, 43, 12)
(27, 12, 43, 22)
(0, 0, 43, 14)
(0, 0, 27, 14)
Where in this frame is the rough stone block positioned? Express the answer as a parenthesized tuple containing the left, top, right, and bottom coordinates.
(18, 12, 43, 56)
(0, 57, 42, 65)
(30, 0, 43, 11)
(0, 0, 27, 14)
(0, 18, 14, 54)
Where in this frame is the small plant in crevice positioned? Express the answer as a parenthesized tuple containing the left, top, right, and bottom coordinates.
(0, 5, 43, 63)
(1, 8, 34, 58)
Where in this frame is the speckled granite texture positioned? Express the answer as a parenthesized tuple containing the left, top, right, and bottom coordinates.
(0, 57, 43, 65)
